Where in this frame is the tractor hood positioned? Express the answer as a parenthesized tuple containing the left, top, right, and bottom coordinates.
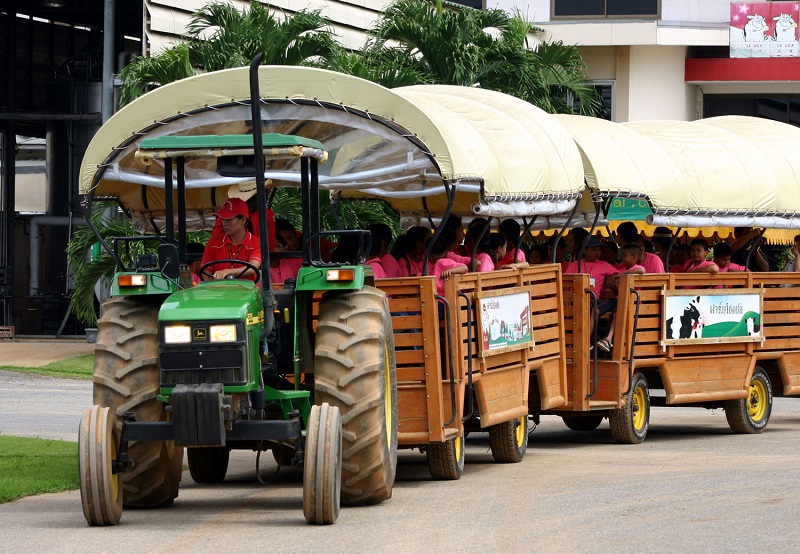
(159, 281, 262, 322)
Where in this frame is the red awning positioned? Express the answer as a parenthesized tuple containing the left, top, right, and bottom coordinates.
(686, 57, 800, 83)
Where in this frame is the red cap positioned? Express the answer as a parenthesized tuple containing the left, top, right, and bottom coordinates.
(214, 198, 249, 220)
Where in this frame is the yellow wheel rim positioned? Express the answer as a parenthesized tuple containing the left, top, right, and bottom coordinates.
(384, 345, 392, 448)
(748, 378, 768, 422)
(454, 436, 462, 461)
(632, 384, 647, 431)
(515, 416, 526, 448)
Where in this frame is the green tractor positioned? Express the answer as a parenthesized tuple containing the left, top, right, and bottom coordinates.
(78, 60, 397, 526)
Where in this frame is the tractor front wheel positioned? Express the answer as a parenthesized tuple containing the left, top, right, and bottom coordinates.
(314, 287, 398, 505)
(303, 403, 342, 525)
(93, 296, 183, 508)
(79, 405, 123, 526)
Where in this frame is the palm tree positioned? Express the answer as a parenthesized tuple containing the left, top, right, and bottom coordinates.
(119, 1, 340, 106)
(364, 0, 603, 115)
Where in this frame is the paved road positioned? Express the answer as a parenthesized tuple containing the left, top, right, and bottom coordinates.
(1, 373, 799, 552)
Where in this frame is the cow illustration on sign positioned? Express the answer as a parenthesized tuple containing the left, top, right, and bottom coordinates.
(666, 296, 704, 340)
(773, 13, 798, 41)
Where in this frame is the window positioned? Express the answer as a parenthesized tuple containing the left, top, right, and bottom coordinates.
(552, 0, 660, 19)
(569, 81, 615, 121)
(447, 0, 483, 8)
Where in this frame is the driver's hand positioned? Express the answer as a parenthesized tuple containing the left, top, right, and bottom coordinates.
(212, 269, 231, 280)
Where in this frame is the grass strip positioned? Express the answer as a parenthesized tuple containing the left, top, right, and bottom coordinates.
(0, 436, 78, 503)
(0, 354, 94, 380)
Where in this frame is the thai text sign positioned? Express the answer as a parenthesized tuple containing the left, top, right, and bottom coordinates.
(661, 289, 764, 346)
(476, 287, 533, 356)
(730, 2, 799, 58)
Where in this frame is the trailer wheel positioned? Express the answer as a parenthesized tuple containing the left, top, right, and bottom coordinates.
(488, 415, 528, 463)
(93, 296, 183, 508)
(609, 372, 650, 444)
(79, 405, 123, 526)
(562, 415, 604, 431)
(315, 287, 398, 505)
(725, 366, 772, 434)
(303, 403, 342, 525)
(427, 435, 465, 480)
(187, 447, 229, 483)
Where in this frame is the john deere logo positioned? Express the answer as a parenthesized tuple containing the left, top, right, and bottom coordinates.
(193, 328, 207, 341)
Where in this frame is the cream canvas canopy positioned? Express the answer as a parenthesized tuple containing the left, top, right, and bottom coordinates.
(79, 65, 585, 229)
(553, 114, 800, 230)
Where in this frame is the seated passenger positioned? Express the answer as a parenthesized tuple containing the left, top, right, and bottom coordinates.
(547, 236, 569, 271)
(269, 235, 301, 284)
(428, 233, 468, 296)
(713, 242, 745, 273)
(669, 243, 691, 273)
(616, 222, 664, 273)
(365, 223, 397, 278)
(597, 244, 645, 353)
(564, 236, 618, 297)
(466, 226, 503, 272)
(498, 219, 529, 269)
(399, 226, 431, 276)
(679, 238, 719, 274)
(201, 198, 262, 282)
(527, 243, 548, 265)
(730, 227, 770, 272)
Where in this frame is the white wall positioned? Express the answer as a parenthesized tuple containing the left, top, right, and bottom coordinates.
(488, 0, 731, 23)
(624, 45, 696, 121)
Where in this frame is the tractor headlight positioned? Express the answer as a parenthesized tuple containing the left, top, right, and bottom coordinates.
(209, 324, 237, 343)
(163, 325, 191, 344)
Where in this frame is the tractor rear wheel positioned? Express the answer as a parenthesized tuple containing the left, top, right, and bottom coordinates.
(725, 366, 773, 434)
(303, 403, 342, 525)
(488, 415, 528, 463)
(79, 405, 123, 526)
(427, 435, 465, 480)
(314, 287, 398, 505)
(609, 372, 650, 444)
(93, 296, 183, 508)
(562, 415, 604, 431)
(187, 447, 230, 483)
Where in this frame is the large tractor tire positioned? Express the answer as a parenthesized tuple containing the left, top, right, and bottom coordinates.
(187, 447, 230, 483)
(303, 403, 343, 525)
(93, 296, 183, 508)
(79, 405, 123, 526)
(314, 287, 398, 505)
(488, 415, 528, 463)
(725, 366, 773, 434)
(609, 372, 650, 444)
(562, 414, 604, 431)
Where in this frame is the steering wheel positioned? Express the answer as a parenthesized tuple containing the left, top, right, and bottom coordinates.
(199, 259, 260, 280)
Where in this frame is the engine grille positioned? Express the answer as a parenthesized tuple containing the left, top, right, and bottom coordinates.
(160, 347, 247, 387)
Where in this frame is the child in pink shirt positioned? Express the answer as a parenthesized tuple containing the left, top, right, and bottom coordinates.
(680, 239, 719, 274)
(428, 233, 468, 296)
(713, 242, 745, 273)
(597, 244, 645, 352)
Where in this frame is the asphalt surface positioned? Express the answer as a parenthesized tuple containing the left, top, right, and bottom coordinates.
(1, 342, 799, 552)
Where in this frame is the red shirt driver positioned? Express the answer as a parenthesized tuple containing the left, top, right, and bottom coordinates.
(201, 198, 262, 282)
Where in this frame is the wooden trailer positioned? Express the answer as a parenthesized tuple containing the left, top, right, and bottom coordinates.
(540, 114, 800, 442)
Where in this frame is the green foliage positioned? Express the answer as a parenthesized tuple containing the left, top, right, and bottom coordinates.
(67, 202, 210, 326)
(361, 0, 603, 115)
(117, 0, 601, 117)
(119, 1, 340, 107)
(0, 437, 78, 503)
(0, 354, 94, 380)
